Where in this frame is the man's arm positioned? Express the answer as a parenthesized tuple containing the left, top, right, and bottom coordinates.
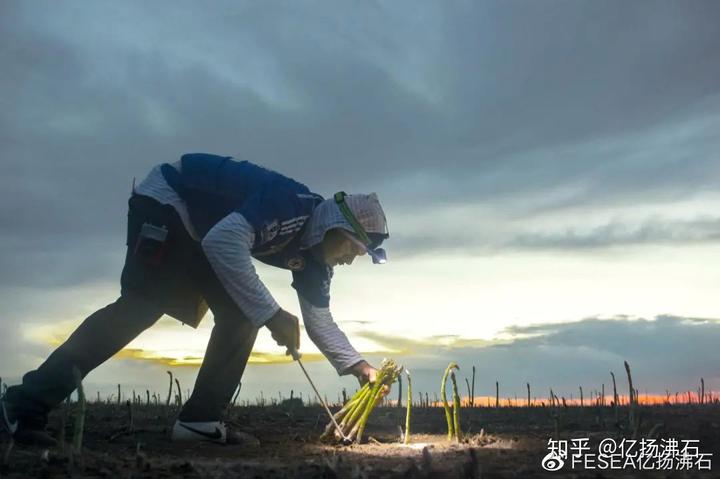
(201, 212, 280, 326)
(297, 293, 366, 376)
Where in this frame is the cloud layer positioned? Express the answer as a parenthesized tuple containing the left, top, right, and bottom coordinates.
(2, 2, 719, 398)
(3, 1, 719, 284)
(359, 315, 720, 401)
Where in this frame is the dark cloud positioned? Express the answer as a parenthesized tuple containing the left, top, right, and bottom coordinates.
(2, 2, 718, 258)
(391, 215, 720, 257)
(359, 315, 720, 399)
(507, 217, 720, 251)
(437, 2, 720, 148)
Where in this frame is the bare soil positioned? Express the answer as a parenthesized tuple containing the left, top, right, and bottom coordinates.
(1, 402, 718, 478)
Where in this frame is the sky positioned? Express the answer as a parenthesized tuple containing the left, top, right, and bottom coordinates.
(1, 1, 719, 405)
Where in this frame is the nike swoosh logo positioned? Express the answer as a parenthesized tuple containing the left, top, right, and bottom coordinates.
(179, 423, 223, 441)
(1, 400, 18, 435)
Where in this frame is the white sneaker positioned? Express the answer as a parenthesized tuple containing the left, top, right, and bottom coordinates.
(171, 420, 227, 444)
(171, 420, 260, 446)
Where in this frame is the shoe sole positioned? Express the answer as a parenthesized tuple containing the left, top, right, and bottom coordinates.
(172, 423, 226, 444)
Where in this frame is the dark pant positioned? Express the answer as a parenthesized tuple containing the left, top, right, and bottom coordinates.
(5, 194, 258, 425)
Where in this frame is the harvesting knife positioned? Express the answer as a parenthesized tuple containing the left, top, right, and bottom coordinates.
(288, 348, 351, 444)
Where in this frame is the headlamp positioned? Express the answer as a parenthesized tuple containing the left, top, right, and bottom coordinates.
(334, 191, 388, 264)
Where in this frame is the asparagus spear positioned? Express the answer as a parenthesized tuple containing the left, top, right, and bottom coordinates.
(404, 369, 412, 445)
(319, 383, 370, 440)
(441, 362, 459, 440)
(355, 377, 386, 443)
(450, 370, 462, 442)
(322, 359, 402, 443)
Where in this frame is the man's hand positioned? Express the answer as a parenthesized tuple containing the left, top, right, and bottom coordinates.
(349, 360, 377, 385)
(348, 360, 390, 396)
(265, 308, 300, 354)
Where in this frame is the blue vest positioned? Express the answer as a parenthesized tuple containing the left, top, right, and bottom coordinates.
(161, 153, 332, 307)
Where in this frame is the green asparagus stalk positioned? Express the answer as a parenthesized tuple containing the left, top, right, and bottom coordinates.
(72, 367, 86, 457)
(338, 385, 372, 435)
(404, 369, 412, 444)
(355, 373, 389, 443)
(322, 359, 401, 444)
(320, 383, 370, 440)
(166, 371, 173, 406)
(450, 371, 462, 442)
(346, 391, 384, 441)
(441, 362, 459, 440)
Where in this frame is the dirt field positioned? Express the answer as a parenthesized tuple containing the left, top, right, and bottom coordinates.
(1, 401, 718, 478)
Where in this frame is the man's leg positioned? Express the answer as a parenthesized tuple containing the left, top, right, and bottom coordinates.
(178, 304, 258, 422)
(3, 293, 163, 430)
(177, 242, 259, 423)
